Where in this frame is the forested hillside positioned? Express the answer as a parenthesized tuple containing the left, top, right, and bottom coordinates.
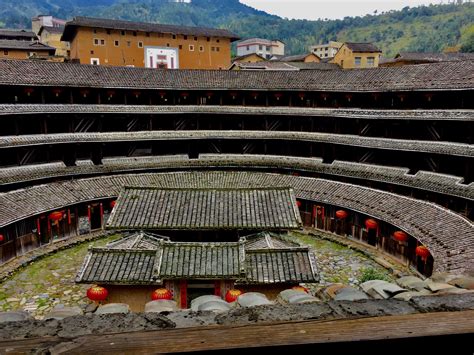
(0, 0, 472, 56)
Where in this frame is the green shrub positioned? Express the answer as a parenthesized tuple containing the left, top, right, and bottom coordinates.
(359, 267, 392, 283)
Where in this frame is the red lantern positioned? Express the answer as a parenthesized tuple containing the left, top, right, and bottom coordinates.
(48, 211, 63, 221)
(24, 88, 34, 96)
(416, 246, 430, 260)
(110, 200, 116, 209)
(151, 288, 173, 300)
(107, 90, 115, 97)
(87, 286, 108, 302)
(205, 91, 214, 98)
(292, 286, 309, 293)
(132, 90, 141, 98)
(159, 91, 167, 98)
(251, 92, 259, 99)
(298, 92, 306, 99)
(393, 231, 408, 243)
(0, 234, 4, 242)
(365, 219, 378, 230)
(345, 94, 353, 102)
(335, 210, 348, 219)
(225, 289, 242, 303)
(296, 200, 302, 208)
(52, 88, 62, 97)
(229, 92, 238, 99)
(80, 89, 89, 98)
(274, 92, 283, 100)
(180, 92, 189, 98)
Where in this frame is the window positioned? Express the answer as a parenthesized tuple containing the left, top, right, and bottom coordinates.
(216, 39, 220, 43)
(194, 36, 197, 41)
(211, 46, 215, 52)
(133, 31, 137, 36)
(3, 50, 8, 56)
(93, 29, 97, 34)
(166, 43, 170, 47)
(90, 50, 94, 54)
(246, 45, 250, 50)
(138, 41, 143, 48)
(127, 41, 131, 47)
(172, 34, 176, 39)
(354, 57, 361, 67)
(93, 38, 99, 45)
(91, 58, 100, 65)
(266, 46, 270, 51)
(216, 47, 220, 52)
(100, 39, 105, 45)
(199, 45, 204, 52)
(184, 35, 188, 40)
(121, 30, 125, 36)
(189, 44, 195, 51)
(207, 37, 210, 42)
(367, 57, 375, 67)
(114, 40, 119, 47)
(179, 45, 183, 49)
(146, 32, 150, 37)
(259, 45, 263, 50)
(106, 29, 111, 35)
(341, 60, 344, 67)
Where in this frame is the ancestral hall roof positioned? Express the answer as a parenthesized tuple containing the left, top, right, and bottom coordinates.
(76, 232, 318, 284)
(0, 58, 472, 91)
(106, 187, 302, 230)
(61, 16, 240, 41)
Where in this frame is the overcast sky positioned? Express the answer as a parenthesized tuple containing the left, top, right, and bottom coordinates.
(239, 0, 444, 20)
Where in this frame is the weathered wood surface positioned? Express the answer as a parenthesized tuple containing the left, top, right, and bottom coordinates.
(2, 310, 473, 354)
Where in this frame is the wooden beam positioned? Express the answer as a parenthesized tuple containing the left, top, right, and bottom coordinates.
(1, 310, 474, 354)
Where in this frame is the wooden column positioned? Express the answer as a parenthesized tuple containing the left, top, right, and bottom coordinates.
(180, 280, 187, 309)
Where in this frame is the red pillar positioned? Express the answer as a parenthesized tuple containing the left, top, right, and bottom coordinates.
(180, 280, 187, 309)
(214, 281, 221, 297)
(36, 218, 41, 236)
(87, 205, 91, 222)
(67, 209, 71, 225)
(99, 203, 104, 227)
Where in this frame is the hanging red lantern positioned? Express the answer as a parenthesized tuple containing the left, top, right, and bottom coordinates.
(107, 90, 115, 97)
(79, 89, 90, 98)
(87, 286, 108, 302)
(0, 234, 4, 242)
(48, 211, 63, 221)
(345, 94, 353, 102)
(158, 91, 167, 98)
(24, 87, 34, 96)
(298, 92, 306, 100)
(205, 91, 214, 98)
(393, 231, 408, 243)
(292, 286, 309, 293)
(296, 200, 302, 208)
(416, 246, 430, 261)
(251, 91, 259, 99)
(52, 88, 62, 97)
(180, 92, 189, 99)
(110, 200, 116, 209)
(335, 210, 348, 219)
(229, 92, 238, 99)
(225, 289, 243, 303)
(132, 90, 141, 98)
(151, 288, 173, 301)
(365, 219, 378, 230)
(320, 93, 329, 101)
(274, 92, 283, 100)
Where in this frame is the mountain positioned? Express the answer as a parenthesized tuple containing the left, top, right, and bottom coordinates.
(0, 0, 473, 56)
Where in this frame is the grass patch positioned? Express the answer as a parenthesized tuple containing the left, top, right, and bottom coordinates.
(359, 267, 392, 283)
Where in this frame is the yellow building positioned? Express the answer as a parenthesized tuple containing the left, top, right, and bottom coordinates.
(231, 53, 266, 64)
(61, 16, 239, 69)
(332, 42, 382, 69)
(38, 26, 70, 58)
(0, 39, 56, 60)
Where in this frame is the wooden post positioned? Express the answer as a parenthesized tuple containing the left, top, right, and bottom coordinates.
(214, 281, 221, 297)
(99, 203, 104, 227)
(180, 280, 187, 309)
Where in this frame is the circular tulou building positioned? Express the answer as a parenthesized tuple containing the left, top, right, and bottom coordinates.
(0, 58, 473, 289)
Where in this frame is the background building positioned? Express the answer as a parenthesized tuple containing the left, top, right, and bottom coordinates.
(0, 39, 55, 60)
(0, 29, 38, 41)
(236, 38, 285, 60)
(61, 16, 239, 69)
(32, 15, 66, 35)
(332, 42, 382, 69)
(37, 26, 69, 58)
(310, 41, 342, 59)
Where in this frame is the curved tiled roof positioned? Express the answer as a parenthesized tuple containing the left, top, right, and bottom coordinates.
(0, 155, 472, 200)
(0, 59, 472, 91)
(1, 130, 471, 156)
(1, 104, 472, 121)
(0, 171, 472, 273)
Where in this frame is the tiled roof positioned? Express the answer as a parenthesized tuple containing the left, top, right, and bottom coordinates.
(396, 52, 474, 62)
(275, 53, 319, 62)
(38, 26, 64, 36)
(61, 16, 240, 42)
(244, 232, 301, 250)
(1, 105, 471, 121)
(345, 42, 382, 53)
(76, 248, 158, 285)
(0, 29, 37, 40)
(245, 249, 317, 284)
(158, 242, 244, 280)
(76, 233, 317, 284)
(0, 59, 472, 91)
(0, 40, 55, 52)
(1, 130, 470, 157)
(232, 61, 338, 71)
(0, 155, 471, 200)
(106, 187, 302, 230)
(106, 231, 169, 249)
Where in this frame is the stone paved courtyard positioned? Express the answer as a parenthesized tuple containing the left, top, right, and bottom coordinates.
(0, 232, 397, 318)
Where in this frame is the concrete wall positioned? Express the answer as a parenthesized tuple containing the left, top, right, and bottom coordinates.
(333, 44, 380, 69)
